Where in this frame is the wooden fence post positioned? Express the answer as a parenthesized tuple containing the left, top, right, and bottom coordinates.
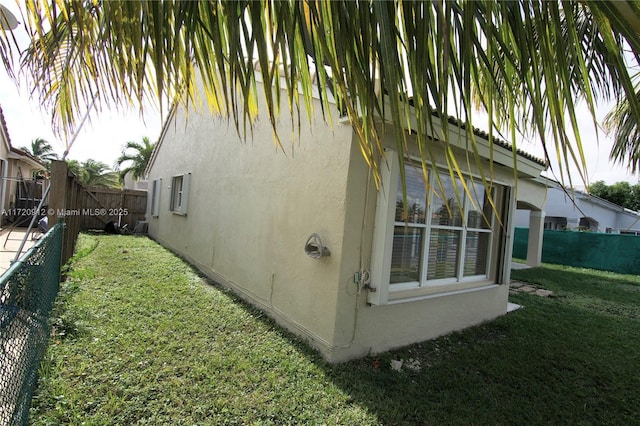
(48, 160, 68, 227)
(48, 160, 80, 264)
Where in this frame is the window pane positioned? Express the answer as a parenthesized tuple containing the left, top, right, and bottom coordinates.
(427, 229, 460, 280)
(467, 182, 492, 229)
(395, 165, 427, 224)
(464, 231, 490, 276)
(390, 226, 423, 284)
(172, 176, 183, 211)
(430, 175, 463, 227)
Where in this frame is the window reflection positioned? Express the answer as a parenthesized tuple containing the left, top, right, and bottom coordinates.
(390, 162, 495, 286)
(430, 175, 463, 227)
(395, 165, 427, 224)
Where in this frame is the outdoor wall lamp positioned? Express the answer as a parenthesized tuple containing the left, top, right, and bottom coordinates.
(304, 233, 330, 259)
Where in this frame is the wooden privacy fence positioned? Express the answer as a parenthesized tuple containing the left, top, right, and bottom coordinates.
(76, 186, 147, 230)
(47, 160, 148, 264)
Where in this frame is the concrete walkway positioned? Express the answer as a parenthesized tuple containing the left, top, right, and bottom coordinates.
(511, 262, 532, 270)
(508, 263, 553, 312)
(0, 228, 40, 276)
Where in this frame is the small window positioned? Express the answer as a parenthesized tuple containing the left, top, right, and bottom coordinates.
(151, 178, 162, 217)
(170, 173, 190, 215)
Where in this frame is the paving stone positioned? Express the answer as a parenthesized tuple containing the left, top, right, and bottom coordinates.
(510, 281, 525, 289)
(535, 289, 553, 297)
(519, 285, 537, 293)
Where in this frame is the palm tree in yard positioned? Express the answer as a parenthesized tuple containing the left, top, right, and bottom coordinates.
(114, 137, 155, 183)
(4, 1, 640, 195)
(66, 159, 120, 188)
(21, 138, 58, 162)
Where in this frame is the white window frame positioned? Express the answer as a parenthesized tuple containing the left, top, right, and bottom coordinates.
(170, 173, 191, 215)
(368, 154, 509, 305)
(151, 178, 162, 217)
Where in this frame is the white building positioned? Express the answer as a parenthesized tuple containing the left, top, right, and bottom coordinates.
(515, 177, 640, 235)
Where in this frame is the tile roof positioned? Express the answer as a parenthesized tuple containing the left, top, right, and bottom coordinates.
(443, 114, 547, 167)
(403, 97, 547, 167)
(0, 104, 12, 146)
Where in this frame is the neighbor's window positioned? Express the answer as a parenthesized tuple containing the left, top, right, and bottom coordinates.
(151, 178, 162, 217)
(390, 163, 494, 286)
(170, 173, 190, 215)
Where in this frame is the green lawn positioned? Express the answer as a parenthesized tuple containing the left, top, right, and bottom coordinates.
(30, 234, 640, 424)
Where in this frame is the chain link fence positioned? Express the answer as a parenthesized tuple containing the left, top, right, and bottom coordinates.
(0, 223, 63, 426)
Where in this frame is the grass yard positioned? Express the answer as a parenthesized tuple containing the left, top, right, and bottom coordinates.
(30, 234, 640, 424)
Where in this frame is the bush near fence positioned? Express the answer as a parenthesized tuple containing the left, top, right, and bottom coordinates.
(513, 227, 640, 274)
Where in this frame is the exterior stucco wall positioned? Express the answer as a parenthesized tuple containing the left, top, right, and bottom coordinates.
(574, 198, 617, 231)
(148, 83, 545, 362)
(3, 159, 41, 215)
(518, 186, 637, 233)
(147, 92, 355, 356)
(614, 211, 640, 231)
(327, 134, 542, 361)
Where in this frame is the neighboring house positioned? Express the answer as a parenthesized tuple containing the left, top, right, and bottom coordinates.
(515, 177, 640, 235)
(0, 105, 47, 226)
(0, 106, 10, 211)
(122, 171, 148, 191)
(145, 73, 547, 362)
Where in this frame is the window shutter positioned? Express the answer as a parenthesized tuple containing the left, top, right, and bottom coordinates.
(151, 178, 161, 217)
(179, 173, 191, 215)
(169, 177, 177, 212)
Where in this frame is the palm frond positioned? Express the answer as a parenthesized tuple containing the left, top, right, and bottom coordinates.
(114, 136, 155, 181)
(604, 78, 640, 172)
(4, 0, 640, 191)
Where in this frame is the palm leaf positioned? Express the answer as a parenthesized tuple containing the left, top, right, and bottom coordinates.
(4, 0, 640, 199)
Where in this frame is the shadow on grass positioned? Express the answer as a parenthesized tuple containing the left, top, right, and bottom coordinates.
(196, 266, 640, 424)
(155, 243, 640, 424)
(34, 236, 640, 425)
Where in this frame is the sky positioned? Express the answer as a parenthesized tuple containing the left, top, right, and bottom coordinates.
(472, 103, 640, 187)
(0, 2, 638, 185)
(0, 1, 164, 169)
(0, 73, 163, 168)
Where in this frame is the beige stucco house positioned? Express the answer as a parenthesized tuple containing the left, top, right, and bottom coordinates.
(0, 106, 47, 226)
(145, 76, 547, 362)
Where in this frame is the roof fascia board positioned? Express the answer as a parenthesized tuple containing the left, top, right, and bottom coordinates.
(8, 150, 45, 169)
(380, 97, 545, 178)
(574, 191, 630, 212)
